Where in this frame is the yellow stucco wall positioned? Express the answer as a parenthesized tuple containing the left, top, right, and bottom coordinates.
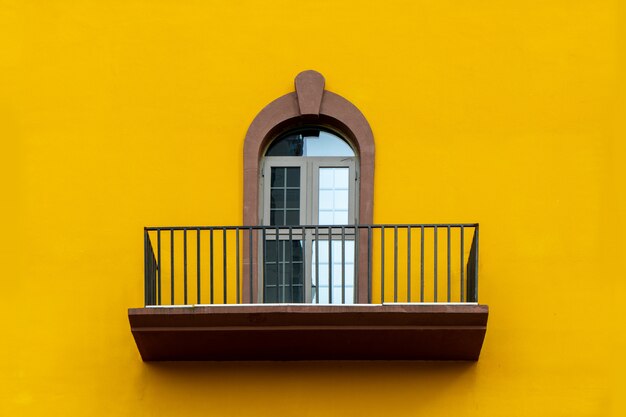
(2, 0, 625, 415)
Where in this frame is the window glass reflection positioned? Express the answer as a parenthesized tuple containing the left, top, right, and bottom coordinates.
(318, 168, 349, 226)
(266, 129, 354, 157)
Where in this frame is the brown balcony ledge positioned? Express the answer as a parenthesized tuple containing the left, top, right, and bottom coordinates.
(128, 303, 488, 361)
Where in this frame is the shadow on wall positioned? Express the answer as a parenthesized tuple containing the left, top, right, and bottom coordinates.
(137, 361, 478, 414)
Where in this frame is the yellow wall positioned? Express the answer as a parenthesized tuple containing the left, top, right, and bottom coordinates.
(2, 0, 625, 415)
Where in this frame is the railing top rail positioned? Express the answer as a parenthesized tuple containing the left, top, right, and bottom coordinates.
(145, 223, 479, 231)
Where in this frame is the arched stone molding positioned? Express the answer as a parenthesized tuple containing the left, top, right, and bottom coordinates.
(242, 70, 375, 303)
(243, 70, 375, 227)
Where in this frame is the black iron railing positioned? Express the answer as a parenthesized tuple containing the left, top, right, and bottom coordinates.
(143, 224, 479, 306)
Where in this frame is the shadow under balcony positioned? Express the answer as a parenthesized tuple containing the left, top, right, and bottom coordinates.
(129, 224, 488, 361)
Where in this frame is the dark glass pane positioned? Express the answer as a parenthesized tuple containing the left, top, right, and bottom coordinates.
(285, 210, 299, 225)
(286, 167, 300, 187)
(265, 128, 354, 157)
(291, 263, 303, 285)
(265, 287, 277, 303)
(291, 240, 303, 262)
(264, 263, 277, 285)
(285, 189, 299, 208)
(283, 238, 291, 260)
(292, 286, 304, 303)
(265, 239, 277, 262)
(265, 134, 304, 156)
(270, 210, 284, 226)
(275, 281, 281, 303)
(270, 189, 284, 209)
(270, 168, 284, 187)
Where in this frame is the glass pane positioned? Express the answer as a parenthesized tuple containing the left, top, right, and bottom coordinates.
(266, 134, 304, 156)
(291, 240, 303, 262)
(265, 240, 277, 262)
(318, 168, 350, 226)
(285, 189, 299, 208)
(264, 240, 304, 303)
(319, 169, 334, 189)
(319, 211, 333, 225)
(265, 288, 278, 303)
(304, 130, 354, 157)
(269, 167, 299, 226)
(317, 240, 329, 259)
(270, 210, 284, 226)
(317, 287, 329, 303)
(286, 167, 300, 187)
(270, 189, 284, 209)
(334, 190, 349, 210)
(292, 263, 303, 285)
(266, 129, 353, 157)
(285, 210, 300, 225)
(270, 167, 284, 187)
(333, 211, 349, 224)
(311, 240, 355, 304)
(334, 168, 350, 189)
(293, 286, 303, 303)
(264, 264, 277, 285)
(319, 190, 334, 210)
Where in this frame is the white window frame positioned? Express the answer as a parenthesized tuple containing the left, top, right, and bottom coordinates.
(259, 156, 359, 303)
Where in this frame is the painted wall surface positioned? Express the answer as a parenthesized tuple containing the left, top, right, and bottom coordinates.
(1, 1, 625, 416)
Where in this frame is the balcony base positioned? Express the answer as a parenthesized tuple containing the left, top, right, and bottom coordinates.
(129, 304, 488, 361)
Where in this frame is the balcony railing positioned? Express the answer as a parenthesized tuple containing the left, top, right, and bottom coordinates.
(143, 224, 479, 306)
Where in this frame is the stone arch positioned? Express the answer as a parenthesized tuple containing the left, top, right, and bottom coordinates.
(243, 70, 375, 227)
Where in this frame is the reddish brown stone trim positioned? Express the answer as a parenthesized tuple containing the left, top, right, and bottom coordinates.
(129, 304, 488, 361)
(295, 70, 325, 116)
(243, 71, 375, 303)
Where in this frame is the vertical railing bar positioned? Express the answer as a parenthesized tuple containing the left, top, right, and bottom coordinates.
(341, 226, 345, 304)
(276, 226, 280, 303)
(407, 226, 412, 302)
(144, 229, 149, 306)
(184, 228, 188, 305)
(249, 227, 253, 304)
(262, 228, 267, 303)
(447, 225, 451, 303)
(301, 226, 305, 303)
(197, 228, 201, 304)
(420, 225, 424, 302)
(223, 228, 227, 304)
(474, 225, 479, 302)
(434, 225, 438, 302)
(289, 226, 294, 303)
(393, 226, 398, 303)
(236, 227, 240, 304)
(315, 226, 320, 304)
(381, 225, 385, 303)
(328, 226, 333, 304)
(354, 225, 359, 304)
(367, 226, 372, 304)
(157, 229, 162, 305)
(170, 229, 175, 305)
(210, 228, 214, 304)
(460, 226, 465, 302)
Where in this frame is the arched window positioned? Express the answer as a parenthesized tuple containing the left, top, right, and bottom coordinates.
(261, 127, 358, 303)
(243, 71, 374, 303)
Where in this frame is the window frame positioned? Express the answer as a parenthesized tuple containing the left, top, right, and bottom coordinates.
(260, 153, 358, 303)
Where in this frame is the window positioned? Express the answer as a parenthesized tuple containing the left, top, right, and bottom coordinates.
(261, 128, 358, 303)
(242, 70, 375, 303)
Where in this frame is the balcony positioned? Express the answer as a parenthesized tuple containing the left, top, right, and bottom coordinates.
(129, 224, 488, 361)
